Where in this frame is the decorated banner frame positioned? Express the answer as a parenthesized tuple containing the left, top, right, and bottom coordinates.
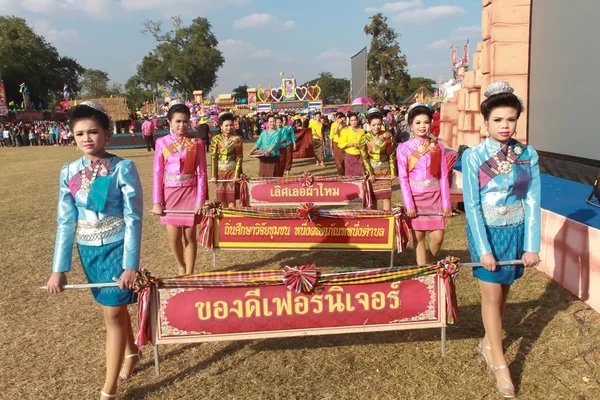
(42, 258, 523, 377)
(239, 172, 373, 207)
(134, 257, 463, 375)
(195, 202, 414, 269)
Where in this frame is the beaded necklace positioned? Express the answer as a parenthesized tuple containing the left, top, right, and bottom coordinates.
(222, 135, 234, 148)
(492, 146, 514, 175)
(80, 163, 107, 195)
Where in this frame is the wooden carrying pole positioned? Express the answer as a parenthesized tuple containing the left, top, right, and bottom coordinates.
(162, 210, 458, 216)
(40, 260, 524, 290)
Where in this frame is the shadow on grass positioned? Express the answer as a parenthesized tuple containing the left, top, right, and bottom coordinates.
(246, 300, 541, 355)
(504, 279, 579, 392)
(212, 250, 298, 271)
(124, 341, 250, 399)
(214, 247, 473, 273)
(217, 250, 407, 271)
(126, 295, 555, 400)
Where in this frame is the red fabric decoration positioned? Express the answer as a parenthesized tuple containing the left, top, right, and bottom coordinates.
(197, 201, 222, 249)
(297, 202, 319, 222)
(283, 264, 318, 293)
(134, 269, 159, 346)
(300, 171, 314, 187)
(392, 205, 411, 253)
(437, 256, 461, 324)
(239, 174, 249, 206)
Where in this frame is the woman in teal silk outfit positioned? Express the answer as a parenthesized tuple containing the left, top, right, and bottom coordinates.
(46, 103, 144, 400)
(463, 82, 541, 398)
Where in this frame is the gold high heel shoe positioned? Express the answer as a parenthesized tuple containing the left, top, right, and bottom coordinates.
(490, 364, 516, 398)
(119, 348, 142, 381)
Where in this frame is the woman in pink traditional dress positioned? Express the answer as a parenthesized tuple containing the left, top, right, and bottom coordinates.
(397, 104, 452, 265)
(152, 100, 208, 275)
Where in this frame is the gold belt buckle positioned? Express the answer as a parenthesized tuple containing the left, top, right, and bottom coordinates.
(498, 205, 508, 215)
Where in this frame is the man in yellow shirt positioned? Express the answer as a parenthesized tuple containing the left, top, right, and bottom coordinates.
(308, 111, 324, 167)
(329, 112, 346, 175)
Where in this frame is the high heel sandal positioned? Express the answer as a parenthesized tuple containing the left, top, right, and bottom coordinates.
(476, 341, 492, 369)
(490, 364, 516, 398)
(100, 391, 117, 399)
(119, 349, 142, 381)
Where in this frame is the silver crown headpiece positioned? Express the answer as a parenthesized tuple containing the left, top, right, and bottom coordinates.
(80, 101, 108, 116)
(484, 81, 524, 107)
(77, 101, 114, 141)
(405, 102, 427, 122)
(366, 107, 383, 118)
(169, 99, 186, 109)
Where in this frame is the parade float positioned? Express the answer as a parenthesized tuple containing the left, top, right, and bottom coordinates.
(0, 82, 45, 121)
(402, 85, 438, 107)
(247, 75, 323, 114)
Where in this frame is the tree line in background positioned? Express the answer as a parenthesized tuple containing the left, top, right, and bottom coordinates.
(364, 13, 436, 104)
(0, 13, 435, 112)
(0, 16, 84, 108)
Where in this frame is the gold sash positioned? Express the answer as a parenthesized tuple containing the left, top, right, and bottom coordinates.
(407, 139, 441, 176)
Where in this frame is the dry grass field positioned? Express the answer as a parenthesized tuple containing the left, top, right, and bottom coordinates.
(1, 143, 599, 399)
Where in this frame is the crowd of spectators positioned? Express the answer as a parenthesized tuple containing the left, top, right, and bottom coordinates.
(0, 121, 73, 147)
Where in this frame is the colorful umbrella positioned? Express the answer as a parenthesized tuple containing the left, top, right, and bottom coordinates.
(351, 97, 374, 106)
(337, 106, 353, 112)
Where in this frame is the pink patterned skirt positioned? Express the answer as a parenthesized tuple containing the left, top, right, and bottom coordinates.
(344, 153, 365, 177)
(407, 190, 445, 231)
(160, 186, 200, 227)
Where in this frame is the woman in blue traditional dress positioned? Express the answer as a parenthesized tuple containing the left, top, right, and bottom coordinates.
(250, 114, 283, 177)
(462, 82, 541, 398)
(46, 103, 144, 400)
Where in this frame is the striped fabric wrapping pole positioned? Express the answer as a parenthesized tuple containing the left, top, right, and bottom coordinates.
(157, 264, 438, 289)
(233, 172, 372, 187)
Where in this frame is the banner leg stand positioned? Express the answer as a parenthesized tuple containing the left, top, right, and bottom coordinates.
(389, 251, 394, 268)
(154, 345, 160, 376)
(212, 249, 217, 269)
(441, 327, 447, 359)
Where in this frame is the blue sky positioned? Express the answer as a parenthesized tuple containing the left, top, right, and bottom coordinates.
(2, 0, 482, 96)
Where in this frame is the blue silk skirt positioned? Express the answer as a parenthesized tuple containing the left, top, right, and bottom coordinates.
(77, 240, 137, 306)
(467, 222, 525, 285)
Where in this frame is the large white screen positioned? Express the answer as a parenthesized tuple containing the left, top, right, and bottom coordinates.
(528, 0, 600, 162)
